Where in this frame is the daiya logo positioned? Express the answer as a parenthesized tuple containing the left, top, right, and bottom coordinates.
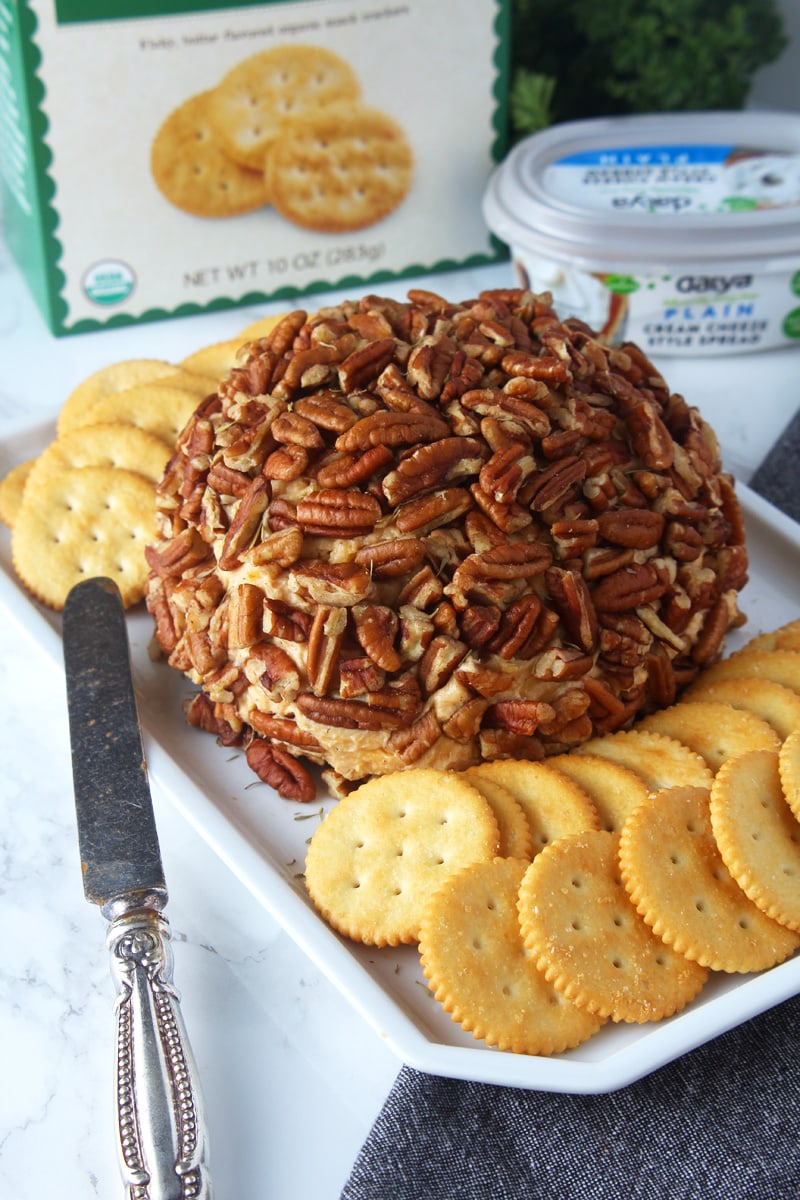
(675, 274, 753, 294)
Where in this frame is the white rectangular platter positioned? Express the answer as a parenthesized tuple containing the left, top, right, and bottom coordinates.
(3, 418, 800, 1094)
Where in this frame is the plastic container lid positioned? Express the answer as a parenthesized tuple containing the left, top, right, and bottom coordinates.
(483, 110, 800, 271)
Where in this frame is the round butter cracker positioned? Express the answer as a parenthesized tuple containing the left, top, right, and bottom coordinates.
(683, 676, 800, 741)
(621, 785, 799, 971)
(82, 383, 204, 448)
(11, 465, 156, 610)
(181, 339, 245, 380)
(574, 729, 713, 794)
(742, 618, 800, 654)
(266, 105, 413, 232)
(546, 753, 650, 833)
(419, 857, 603, 1056)
(638, 701, 780, 773)
(0, 459, 35, 528)
(304, 768, 500, 946)
(461, 769, 533, 859)
(517, 830, 708, 1023)
(23, 424, 172, 497)
(780, 729, 800, 823)
(693, 649, 800, 695)
(466, 759, 599, 856)
(151, 90, 269, 218)
(711, 749, 800, 935)
(209, 44, 361, 171)
(58, 358, 174, 435)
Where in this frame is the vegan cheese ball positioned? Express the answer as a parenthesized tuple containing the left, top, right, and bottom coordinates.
(145, 288, 748, 802)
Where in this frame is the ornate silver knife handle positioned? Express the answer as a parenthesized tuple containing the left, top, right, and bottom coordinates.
(105, 895, 212, 1200)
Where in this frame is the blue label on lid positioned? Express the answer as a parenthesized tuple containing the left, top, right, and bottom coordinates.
(556, 144, 735, 167)
(544, 143, 800, 214)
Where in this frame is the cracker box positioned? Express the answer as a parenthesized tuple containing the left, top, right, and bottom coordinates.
(0, 0, 510, 336)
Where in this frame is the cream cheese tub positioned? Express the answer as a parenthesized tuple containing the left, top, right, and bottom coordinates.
(483, 111, 800, 355)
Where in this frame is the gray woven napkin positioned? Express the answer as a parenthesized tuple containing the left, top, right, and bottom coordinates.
(748, 407, 800, 523)
(341, 422, 800, 1200)
(341, 994, 800, 1199)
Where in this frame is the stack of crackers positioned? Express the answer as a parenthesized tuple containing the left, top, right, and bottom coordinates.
(0, 312, 282, 610)
(305, 621, 800, 1057)
(151, 44, 413, 231)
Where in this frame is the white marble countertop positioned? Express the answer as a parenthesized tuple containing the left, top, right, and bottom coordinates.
(1, 236, 798, 1200)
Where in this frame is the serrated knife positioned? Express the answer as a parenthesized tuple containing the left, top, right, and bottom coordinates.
(62, 576, 212, 1200)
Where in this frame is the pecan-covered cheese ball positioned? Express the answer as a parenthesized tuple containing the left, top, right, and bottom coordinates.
(145, 289, 748, 801)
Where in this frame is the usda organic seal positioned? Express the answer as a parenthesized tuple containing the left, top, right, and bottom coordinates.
(82, 260, 135, 306)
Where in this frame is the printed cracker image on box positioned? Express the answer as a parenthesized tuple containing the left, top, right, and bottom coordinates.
(1, 0, 509, 336)
(150, 43, 415, 232)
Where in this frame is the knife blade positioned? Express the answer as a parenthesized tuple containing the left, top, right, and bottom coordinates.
(63, 576, 212, 1200)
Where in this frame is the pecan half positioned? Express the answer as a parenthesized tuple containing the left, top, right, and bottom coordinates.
(353, 603, 402, 671)
(245, 739, 316, 802)
(597, 508, 665, 550)
(545, 567, 599, 651)
(306, 605, 348, 695)
(354, 537, 426, 578)
(382, 437, 486, 505)
(336, 409, 450, 452)
(227, 583, 264, 650)
(218, 475, 271, 570)
(395, 487, 473, 534)
(296, 489, 382, 537)
(591, 562, 668, 612)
